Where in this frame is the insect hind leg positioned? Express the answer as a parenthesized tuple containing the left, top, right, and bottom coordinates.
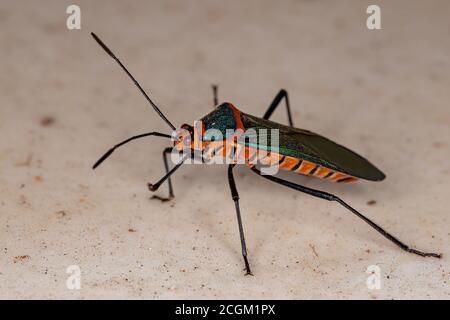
(228, 164, 253, 275)
(250, 166, 441, 259)
(212, 85, 219, 107)
(263, 89, 294, 127)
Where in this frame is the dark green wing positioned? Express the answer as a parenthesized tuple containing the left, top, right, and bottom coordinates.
(238, 112, 385, 181)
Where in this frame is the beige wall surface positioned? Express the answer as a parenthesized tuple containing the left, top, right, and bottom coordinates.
(0, 0, 449, 299)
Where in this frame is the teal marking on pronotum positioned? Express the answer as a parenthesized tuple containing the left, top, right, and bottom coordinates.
(90, 32, 442, 276)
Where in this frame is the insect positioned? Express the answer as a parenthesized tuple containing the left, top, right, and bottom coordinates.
(91, 33, 441, 275)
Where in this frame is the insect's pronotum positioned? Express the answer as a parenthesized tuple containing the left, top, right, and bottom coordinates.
(90, 33, 441, 276)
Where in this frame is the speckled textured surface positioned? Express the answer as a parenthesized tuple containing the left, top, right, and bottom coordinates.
(0, 0, 449, 299)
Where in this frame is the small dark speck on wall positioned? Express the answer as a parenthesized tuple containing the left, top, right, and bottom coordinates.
(40, 116, 55, 127)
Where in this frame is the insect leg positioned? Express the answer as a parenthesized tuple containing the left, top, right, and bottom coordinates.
(263, 89, 294, 127)
(148, 153, 188, 199)
(92, 131, 172, 169)
(228, 164, 253, 275)
(150, 147, 176, 202)
(250, 166, 441, 259)
(212, 85, 218, 107)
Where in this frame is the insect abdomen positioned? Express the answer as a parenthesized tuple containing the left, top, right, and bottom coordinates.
(202, 142, 357, 183)
(242, 145, 358, 183)
(278, 155, 358, 182)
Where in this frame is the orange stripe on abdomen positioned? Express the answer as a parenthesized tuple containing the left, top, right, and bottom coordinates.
(329, 172, 350, 182)
(296, 160, 316, 174)
(314, 166, 333, 178)
(280, 156, 300, 170)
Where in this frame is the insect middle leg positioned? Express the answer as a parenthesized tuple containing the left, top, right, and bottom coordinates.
(263, 89, 294, 127)
(250, 166, 441, 258)
(228, 164, 253, 275)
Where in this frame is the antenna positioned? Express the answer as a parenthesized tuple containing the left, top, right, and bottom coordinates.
(91, 32, 176, 131)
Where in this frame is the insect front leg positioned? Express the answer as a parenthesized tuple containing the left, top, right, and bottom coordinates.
(149, 149, 187, 202)
(250, 166, 441, 259)
(263, 89, 294, 127)
(228, 164, 253, 276)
